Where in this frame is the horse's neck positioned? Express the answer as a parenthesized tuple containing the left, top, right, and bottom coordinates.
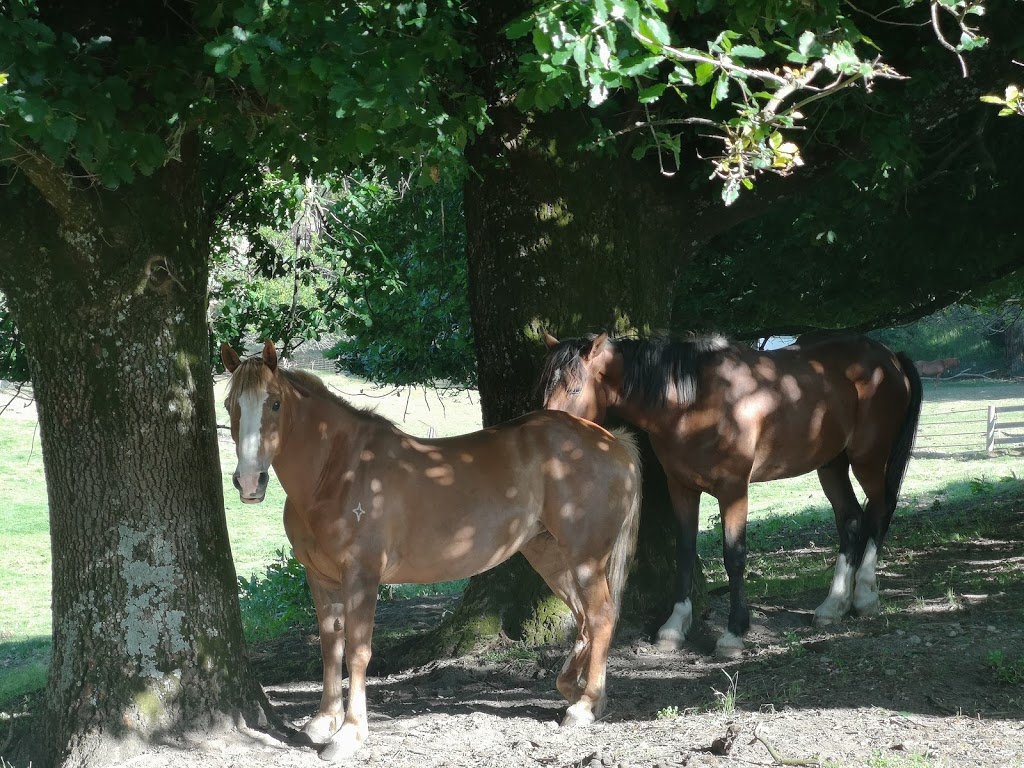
(273, 395, 381, 501)
(612, 397, 676, 436)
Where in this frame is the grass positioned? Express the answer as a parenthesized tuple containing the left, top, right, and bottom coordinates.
(0, 371, 482, 707)
(866, 751, 935, 768)
(2, 376, 1022, 707)
(693, 379, 1024, 583)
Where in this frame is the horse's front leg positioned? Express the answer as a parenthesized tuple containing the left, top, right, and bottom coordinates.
(320, 576, 380, 762)
(302, 575, 347, 746)
(716, 488, 750, 658)
(656, 484, 701, 651)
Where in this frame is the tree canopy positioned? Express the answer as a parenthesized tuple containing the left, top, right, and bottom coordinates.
(3, 1, 1020, 365)
(1, 1, 1023, 765)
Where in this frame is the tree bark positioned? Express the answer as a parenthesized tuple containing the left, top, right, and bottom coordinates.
(0, 143, 269, 767)
(394, 104, 708, 662)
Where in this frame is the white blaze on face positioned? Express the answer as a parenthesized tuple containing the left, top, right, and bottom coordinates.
(236, 389, 269, 476)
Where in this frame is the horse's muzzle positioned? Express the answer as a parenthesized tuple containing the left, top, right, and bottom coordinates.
(233, 471, 269, 504)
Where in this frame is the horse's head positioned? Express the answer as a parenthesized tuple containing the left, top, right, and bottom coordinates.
(221, 340, 291, 504)
(539, 331, 619, 424)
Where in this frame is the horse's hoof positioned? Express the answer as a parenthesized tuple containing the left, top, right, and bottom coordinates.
(301, 715, 340, 746)
(655, 630, 683, 652)
(319, 726, 366, 762)
(655, 601, 692, 652)
(854, 598, 881, 617)
(714, 632, 744, 659)
(560, 701, 597, 728)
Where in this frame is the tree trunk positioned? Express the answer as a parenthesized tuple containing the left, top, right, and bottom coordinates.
(0, 145, 269, 767)
(395, 105, 707, 663)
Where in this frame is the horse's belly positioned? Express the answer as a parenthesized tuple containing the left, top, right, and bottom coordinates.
(382, 514, 544, 585)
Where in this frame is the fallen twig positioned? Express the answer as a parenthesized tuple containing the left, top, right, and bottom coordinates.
(751, 723, 823, 766)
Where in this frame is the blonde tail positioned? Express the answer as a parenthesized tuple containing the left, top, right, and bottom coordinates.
(607, 427, 642, 620)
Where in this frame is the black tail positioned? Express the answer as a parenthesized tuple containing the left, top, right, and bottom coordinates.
(882, 352, 923, 540)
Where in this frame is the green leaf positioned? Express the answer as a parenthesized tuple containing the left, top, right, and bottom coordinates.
(532, 27, 553, 57)
(722, 180, 740, 206)
(798, 31, 817, 56)
(505, 16, 533, 40)
(619, 54, 664, 77)
(711, 73, 730, 108)
(638, 82, 667, 103)
(638, 16, 671, 47)
(695, 62, 715, 85)
(47, 116, 77, 143)
(730, 44, 765, 59)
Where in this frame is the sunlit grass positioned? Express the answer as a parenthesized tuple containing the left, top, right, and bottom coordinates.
(0, 372, 482, 706)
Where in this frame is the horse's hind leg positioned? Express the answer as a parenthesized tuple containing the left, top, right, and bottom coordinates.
(656, 484, 701, 651)
(519, 535, 588, 704)
(814, 454, 864, 625)
(849, 457, 890, 616)
(561, 564, 617, 727)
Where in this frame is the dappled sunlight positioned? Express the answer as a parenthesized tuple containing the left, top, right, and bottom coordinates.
(216, 344, 644, 745)
(540, 331, 923, 656)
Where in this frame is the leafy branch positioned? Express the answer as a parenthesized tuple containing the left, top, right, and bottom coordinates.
(510, 0, 991, 205)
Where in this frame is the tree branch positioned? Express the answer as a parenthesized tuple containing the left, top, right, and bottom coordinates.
(930, 1, 969, 78)
(13, 150, 97, 231)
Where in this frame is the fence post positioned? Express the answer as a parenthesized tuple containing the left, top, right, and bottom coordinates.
(987, 405, 996, 452)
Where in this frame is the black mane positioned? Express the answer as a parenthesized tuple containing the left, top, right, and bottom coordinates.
(617, 335, 730, 408)
(540, 333, 731, 408)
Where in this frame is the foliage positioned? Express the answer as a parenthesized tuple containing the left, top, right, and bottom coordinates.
(655, 704, 680, 720)
(0, 293, 27, 382)
(869, 305, 1007, 373)
(981, 83, 1024, 116)
(237, 550, 315, 642)
(983, 649, 1024, 685)
(322, 173, 474, 387)
(509, 0, 993, 204)
(0, 1, 486, 188)
(209, 169, 475, 386)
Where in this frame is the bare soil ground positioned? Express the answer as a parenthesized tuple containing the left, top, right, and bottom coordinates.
(78, 496, 1024, 768)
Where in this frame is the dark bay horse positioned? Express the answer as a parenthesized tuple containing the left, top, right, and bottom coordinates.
(540, 331, 923, 657)
(221, 342, 642, 760)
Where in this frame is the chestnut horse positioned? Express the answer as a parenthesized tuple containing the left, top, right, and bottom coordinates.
(221, 342, 642, 760)
(540, 331, 922, 657)
(914, 357, 960, 386)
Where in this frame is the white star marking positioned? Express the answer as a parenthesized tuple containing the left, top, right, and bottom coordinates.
(352, 503, 366, 521)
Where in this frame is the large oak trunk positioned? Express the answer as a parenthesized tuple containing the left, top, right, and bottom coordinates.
(0, 147, 268, 767)
(394, 105, 707, 663)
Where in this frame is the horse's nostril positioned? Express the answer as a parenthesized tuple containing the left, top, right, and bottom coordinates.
(258, 472, 269, 486)
(232, 473, 242, 491)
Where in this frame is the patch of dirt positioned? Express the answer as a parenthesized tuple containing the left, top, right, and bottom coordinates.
(12, 505, 1024, 768)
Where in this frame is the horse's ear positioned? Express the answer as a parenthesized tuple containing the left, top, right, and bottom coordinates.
(542, 330, 560, 349)
(587, 332, 610, 359)
(262, 340, 278, 372)
(221, 343, 242, 373)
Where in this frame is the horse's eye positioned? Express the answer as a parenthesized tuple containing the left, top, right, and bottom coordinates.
(271, 401, 281, 412)
(567, 387, 582, 398)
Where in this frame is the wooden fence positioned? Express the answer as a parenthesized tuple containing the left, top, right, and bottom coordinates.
(987, 404, 1024, 452)
(913, 404, 1024, 454)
